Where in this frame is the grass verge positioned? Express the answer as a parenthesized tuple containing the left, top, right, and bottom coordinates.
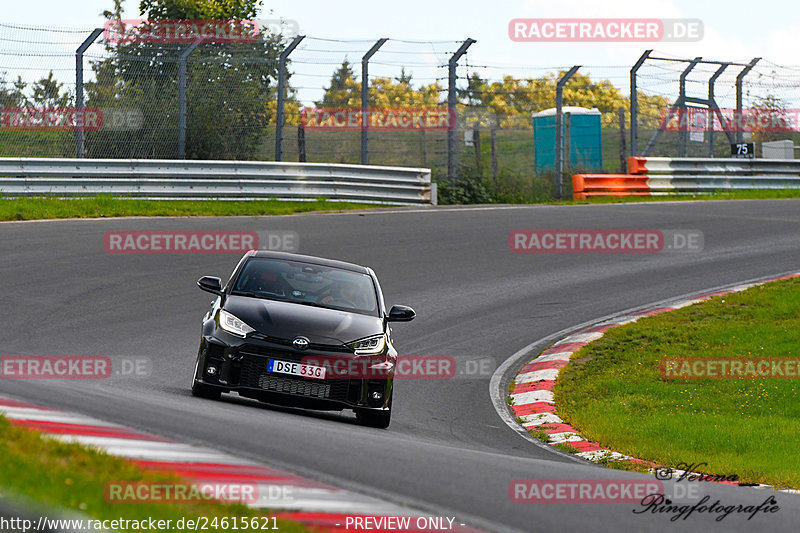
(0, 416, 309, 532)
(0, 196, 381, 222)
(554, 276, 800, 488)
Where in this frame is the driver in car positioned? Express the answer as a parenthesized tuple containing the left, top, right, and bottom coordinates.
(320, 281, 358, 307)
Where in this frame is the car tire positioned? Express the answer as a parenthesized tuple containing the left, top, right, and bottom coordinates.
(355, 399, 392, 429)
(191, 357, 221, 400)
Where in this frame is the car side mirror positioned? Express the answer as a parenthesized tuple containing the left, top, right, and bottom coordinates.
(197, 276, 223, 295)
(387, 305, 415, 322)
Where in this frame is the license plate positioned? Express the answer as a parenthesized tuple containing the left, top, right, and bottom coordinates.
(267, 359, 326, 380)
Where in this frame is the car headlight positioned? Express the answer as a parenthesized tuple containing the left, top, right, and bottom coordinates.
(218, 309, 255, 338)
(348, 334, 387, 355)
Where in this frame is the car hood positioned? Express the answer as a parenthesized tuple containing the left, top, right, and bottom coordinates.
(224, 295, 383, 345)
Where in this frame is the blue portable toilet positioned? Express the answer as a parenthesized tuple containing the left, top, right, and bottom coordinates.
(533, 106, 603, 173)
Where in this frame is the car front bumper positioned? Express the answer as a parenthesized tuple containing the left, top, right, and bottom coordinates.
(194, 332, 393, 411)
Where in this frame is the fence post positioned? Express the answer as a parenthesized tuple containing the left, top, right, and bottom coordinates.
(555, 66, 580, 199)
(618, 107, 627, 173)
(629, 50, 651, 158)
(75, 28, 103, 158)
(420, 129, 427, 167)
(707, 63, 729, 158)
(473, 126, 481, 174)
(178, 39, 203, 159)
(679, 57, 702, 157)
(297, 124, 306, 162)
(275, 35, 305, 161)
(490, 115, 498, 183)
(564, 112, 571, 170)
(447, 38, 476, 181)
(361, 38, 388, 165)
(735, 57, 760, 144)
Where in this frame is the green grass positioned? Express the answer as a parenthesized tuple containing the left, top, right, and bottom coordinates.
(0, 416, 309, 532)
(554, 276, 800, 488)
(0, 186, 797, 224)
(527, 427, 553, 444)
(0, 196, 380, 221)
(552, 443, 580, 454)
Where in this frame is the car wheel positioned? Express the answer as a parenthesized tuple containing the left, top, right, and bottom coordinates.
(191, 356, 221, 400)
(355, 398, 392, 429)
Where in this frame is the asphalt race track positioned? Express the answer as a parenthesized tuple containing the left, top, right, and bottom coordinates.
(1, 199, 799, 532)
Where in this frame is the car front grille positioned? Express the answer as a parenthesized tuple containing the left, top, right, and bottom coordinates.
(257, 374, 330, 398)
(239, 354, 352, 402)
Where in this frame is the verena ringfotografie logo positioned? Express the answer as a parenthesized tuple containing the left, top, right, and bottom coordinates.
(0, 107, 143, 132)
(103, 19, 261, 43)
(0, 356, 151, 379)
(300, 108, 455, 131)
(509, 230, 703, 253)
(103, 230, 299, 254)
(104, 481, 259, 504)
(660, 108, 800, 133)
(510, 480, 663, 502)
(661, 357, 800, 380)
(509, 18, 703, 42)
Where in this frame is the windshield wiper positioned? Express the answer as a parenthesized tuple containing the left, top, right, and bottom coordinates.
(291, 300, 329, 309)
(231, 290, 288, 301)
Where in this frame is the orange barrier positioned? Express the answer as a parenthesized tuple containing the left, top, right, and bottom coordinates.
(626, 156, 648, 175)
(572, 174, 650, 200)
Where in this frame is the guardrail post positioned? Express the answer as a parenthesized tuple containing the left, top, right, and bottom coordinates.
(275, 35, 305, 161)
(736, 57, 760, 144)
(555, 65, 580, 199)
(361, 38, 388, 165)
(447, 38, 476, 181)
(629, 50, 651, 158)
(178, 39, 203, 159)
(75, 28, 103, 158)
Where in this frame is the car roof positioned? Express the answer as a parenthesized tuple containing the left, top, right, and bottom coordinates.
(250, 251, 369, 274)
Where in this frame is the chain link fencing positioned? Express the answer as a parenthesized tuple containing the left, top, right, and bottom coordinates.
(2, 21, 800, 202)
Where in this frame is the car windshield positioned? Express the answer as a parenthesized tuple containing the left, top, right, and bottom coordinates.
(231, 258, 378, 316)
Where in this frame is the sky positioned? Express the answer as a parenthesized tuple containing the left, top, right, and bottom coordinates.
(3, 0, 800, 105)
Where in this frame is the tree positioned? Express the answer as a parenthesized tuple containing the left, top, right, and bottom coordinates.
(0, 75, 28, 108)
(315, 60, 359, 108)
(315, 62, 443, 110)
(86, 0, 289, 159)
(30, 72, 71, 108)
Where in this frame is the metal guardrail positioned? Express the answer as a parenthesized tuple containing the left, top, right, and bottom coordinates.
(628, 156, 800, 176)
(573, 156, 800, 199)
(0, 158, 434, 205)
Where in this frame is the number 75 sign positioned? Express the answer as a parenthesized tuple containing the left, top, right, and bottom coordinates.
(731, 142, 755, 158)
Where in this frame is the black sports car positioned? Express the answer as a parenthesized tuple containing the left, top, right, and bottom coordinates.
(191, 251, 415, 428)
